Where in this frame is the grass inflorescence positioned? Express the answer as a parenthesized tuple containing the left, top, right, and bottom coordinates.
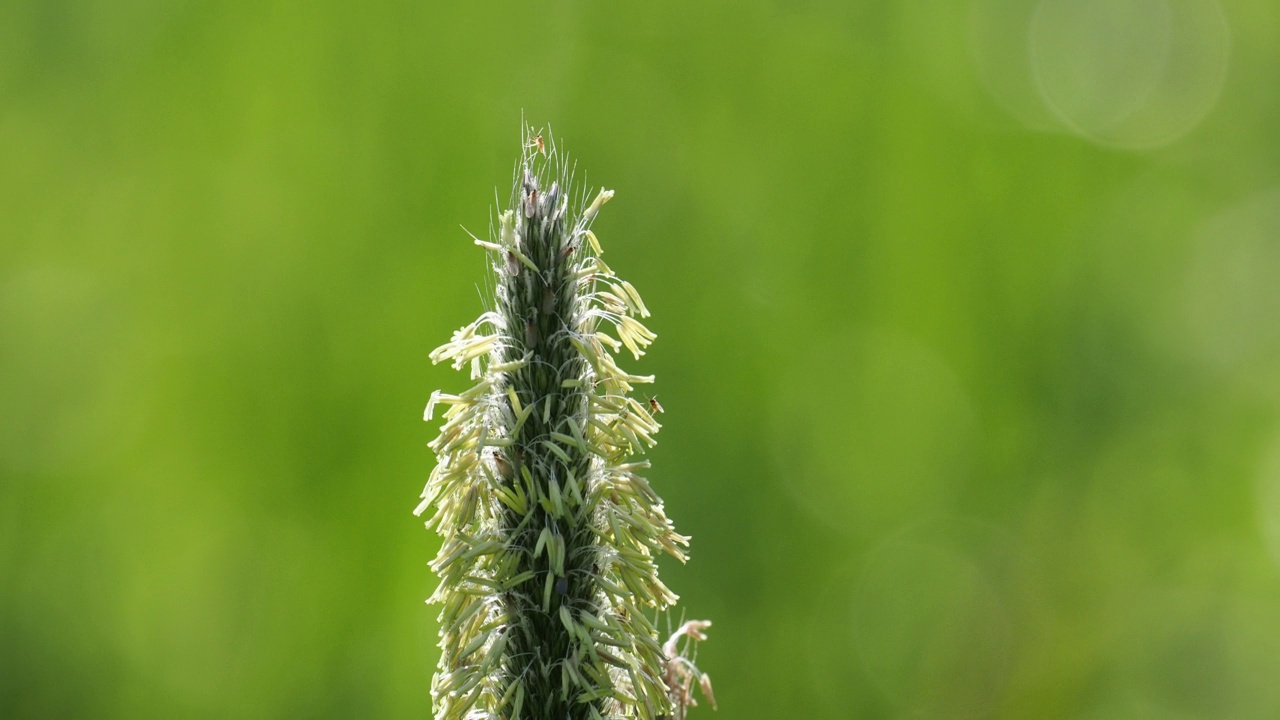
(416, 127, 713, 720)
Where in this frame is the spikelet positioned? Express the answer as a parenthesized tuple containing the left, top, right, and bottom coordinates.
(416, 126, 710, 720)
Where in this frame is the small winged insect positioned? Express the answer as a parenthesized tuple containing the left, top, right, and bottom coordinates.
(526, 134, 546, 156)
(648, 395, 664, 414)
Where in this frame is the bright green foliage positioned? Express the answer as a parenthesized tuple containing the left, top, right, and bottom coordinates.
(416, 129, 707, 720)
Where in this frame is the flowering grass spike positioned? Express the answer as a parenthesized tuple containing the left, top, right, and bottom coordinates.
(416, 128, 713, 720)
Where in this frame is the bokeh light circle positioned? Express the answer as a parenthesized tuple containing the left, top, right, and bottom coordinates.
(969, 0, 1065, 132)
(1029, 0, 1230, 149)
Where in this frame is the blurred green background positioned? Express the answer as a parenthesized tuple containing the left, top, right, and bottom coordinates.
(4, 0, 1280, 717)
